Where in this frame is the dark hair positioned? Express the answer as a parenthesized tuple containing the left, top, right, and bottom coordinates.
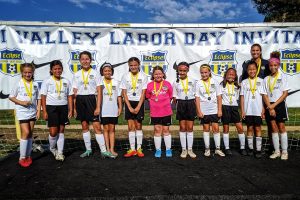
(221, 67, 239, 89)
(128, 57, 141, 72)
(251, 43, 262, 59)
(151, 66, 166, 80)
(79, 51, 92, 60)
(49, 60, 63, 75)
(20, 63, 35, 80)
(247, 60, 258, 70)
(176, 61, 189, 83)
(100, 63, 114, 76)
(270, 51, 280, 60)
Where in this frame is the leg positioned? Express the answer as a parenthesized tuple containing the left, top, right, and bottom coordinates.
(108, 124, 117, 156)
(278, 122, 288, 160)
(48, 126, 59, 155)
(212, 122, 225, 157)
(93, 121, 107, 155)
(186, 120, 196, 158)
(203, 124, 211, 157)
(179, 120, 187, 151)
(162, 126, 172, 157)
(222, 124, 230, 150)
(135, 120, 144, 157)
(247, 126, 254, 156)
(103, 124, 110, 152)
(236, 122, 246, 155)
(254, 125, 263, 158)
(80, 120, 92, 157)
(19, 122, 31, 167)
(154, 125, 162, 158)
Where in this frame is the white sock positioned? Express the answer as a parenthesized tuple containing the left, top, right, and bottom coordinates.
(247, 136, 253, 150)
(187, 132, 194, 150)
(164, 134, 172, 150)
(20, 139, 28, 159)
(214, 133, 221, 149)
(26, 138, 32, 157)
(95, 134, 107, 152)
(82, 131, 92, 151)
(238, 133, 246, 149)
(280, 132, 288, 153)
(223, 133, 230, 149)
(154, 136, 162, 150)
(136, 130, 143, 149)
(57, 133, 65, 154)
(129, 131, 136, 150)
(203, 132, 210, 149)
(272, 133, 280, 153)
(179, 132, 187, 150)
(48, 135, 57, 152)
(256, 137, 262, 151)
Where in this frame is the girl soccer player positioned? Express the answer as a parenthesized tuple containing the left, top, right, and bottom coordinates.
(173, 62, 197, 158)
(263, 52, 289, 160)
(146, 66, 173, 158)
(100, 63, 122, 158)
(220, 68, 246, 156)
(40, 60, 73, 161)
(240, 61, 266, 158)
(120, 57, 148, 158)
(9, 63, 41, 167)
(195, 64, 225, 157)
(72, 51, 109, 158)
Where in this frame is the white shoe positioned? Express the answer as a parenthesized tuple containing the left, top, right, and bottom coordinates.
(281, 152, 288, 160)
(180, 149, 187, 158)
(50, 149, 57, 157)
(204, 149, 210, 157)
(188, 149, 197, 158)
(215, 149, 225, 157)
(55, 153, 65, 161)
(269, 151, 281, 159)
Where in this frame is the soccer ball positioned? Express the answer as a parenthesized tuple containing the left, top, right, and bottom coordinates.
(288, 63, 295, 72)
(219, 65, 227, 74)
(8, 63, 16, 73)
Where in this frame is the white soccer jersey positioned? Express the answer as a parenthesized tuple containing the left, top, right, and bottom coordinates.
(9, 79, 40, 120)
(40, 76, 73, 106)
(195, 78, 221, 115)
(173, 77, 197, 100)
(240, 77, 267, 116)
(263, 71, 289, 103)
(120, 72, 148, 101)
(72, 68, 101, 95)
(100, 79, 122, 117)
(220, 82, 240, 106)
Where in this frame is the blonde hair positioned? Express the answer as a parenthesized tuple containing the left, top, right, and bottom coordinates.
(20, 63, 35, 80)
(200, 64, 212, 77)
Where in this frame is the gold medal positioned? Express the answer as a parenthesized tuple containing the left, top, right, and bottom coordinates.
(82, 68, 91, 90)
(268, 72, 279, 97)
(53, 76, 62, 100)
(154, 81, 163, 102)
(248, 77, 257, 99)
(180, 77, 189, 99)
(104, 78, 113, 100)
(202, 78, 211, 101)
(226, 82, 234, 105)
(130, 72, 138, 96)
(22, 78, 33, 102)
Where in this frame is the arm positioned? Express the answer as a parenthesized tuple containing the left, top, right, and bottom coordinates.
(41, 95, 47, 120)
(134, 89, 146, 114)
(117, 96, 123, 116)
(68, 95, 73, 118)
(9, 96, 31, 107)
(94, 85, 101, 116)
(217, 95, 222, 118)
(73, 88, 78, 118)
(36, 99, 41, 120)
(122, 89, 134, 113)
(269, 91, 288, 110)
(240, 95, 245, 119)
(195, 96, 203, 118)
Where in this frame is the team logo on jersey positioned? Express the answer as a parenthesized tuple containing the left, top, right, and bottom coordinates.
(69, 50, 98, 73)
(0, 49, 25, 76)
(140, 51, 168, 77)
(209, 50, 237, 77)
(280, 49, 300, 75)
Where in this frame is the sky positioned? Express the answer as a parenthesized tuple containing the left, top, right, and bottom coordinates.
(0, 0, 265, 24)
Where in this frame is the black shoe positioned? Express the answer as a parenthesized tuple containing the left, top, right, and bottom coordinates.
(239, 149, 247, 156)
(247, 149, 254, 156)
(255, 151, 262, 159)
(225, 149, 232, 156)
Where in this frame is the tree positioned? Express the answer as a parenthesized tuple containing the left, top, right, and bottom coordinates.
(252, 0, 300, 22)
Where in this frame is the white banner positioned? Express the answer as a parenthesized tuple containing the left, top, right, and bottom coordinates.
(0, 22, 300, 109)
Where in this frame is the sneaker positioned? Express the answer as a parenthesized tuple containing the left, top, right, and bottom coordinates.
(187, 149, 197, 158)
(55, 153, 65, 161)
(247, 149, 254, 156)
(215, 149, 225, 157)
(166, 149, 172, 157)
(225, 149, 232, 156)
(136, 148, 145, 157)
(101, 151, 113, 158)
(255, 151, 262, 159)
(281, 152, 288, 160)
(19, 158, 29, 168)
(80, 150, 92, 158)
(155, 149, 162, 158)
(50, 149, 57, 157)
(239, 149, 247, 156)
(269, 151, 281, 159)
(204, 149, 211, 157)
(124, 149, 137, 158)
(25, 157, 32, 166)
(180, 149, 188, 158)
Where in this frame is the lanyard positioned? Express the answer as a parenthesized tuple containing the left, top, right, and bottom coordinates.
(256, 58, 261, 77)
(52, 76, 62, 97)
(248, 77, 258, 96)
(154, 81, 163, 98)
(202, 78, 211, 97)
(22, 78, 33, 100)
(82, 68, 91, 88)
(104, 79, 113, 97)
(180, 77, 188, 95)
(130, 72, 138, 92)
(268, 72, 279, 94)
(226, 82, 234, 103)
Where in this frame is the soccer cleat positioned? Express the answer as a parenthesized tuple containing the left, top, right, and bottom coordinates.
(55, 153, 65, 161)
(101, 151, 113, 158)
(19, 158, 29, 168)
(215, 149, 226, 157)
(124, 149, 137, 158)
(225, 149, 232, 156)
(255, 151, 262, 159)
(204, 149, 211, 157)
(136, 148, 145, 157)
(269, 151, 281, 159)
(80, 150, 92, 158)
(247, 149, 254, 156)
(180, 149, 188, 158)
(239, 149, 247, 156)
(154, 149, 162, 158)
(25, 157, 32, 166)
(187, 149, 197, 158)
(50, 149, 57, 157)
(281, 152, 288, 160)
(166, 149, 172, 157)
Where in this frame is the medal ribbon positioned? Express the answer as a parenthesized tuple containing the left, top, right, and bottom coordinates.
(202, 78, 211, 98)
(268, 72, 279, 95)
(180, 77, 189, 96)
(154, 81, 163, 98)
(226, 82, 234, 103)
(53, 76, 62, 97)
(248, 77, 257, 96)
(130, 72, 138, 93)
(256, 58, 261, 77)
(22, 78, 33, 100)
(104, 79, 113, 97)
(82, 68, 91, 88)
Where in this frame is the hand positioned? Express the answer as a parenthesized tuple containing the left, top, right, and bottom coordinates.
(242, 112, 246, 120)
(261, 112, 265, 119)
(74, 109, 77, 118)
(43, 112, 48, 121)
(197, 111, 204, 118)
(217, 110, 222, 118)
(117, 109, 122, 117)
(134, 106, 141, 114)
(269, 109, 276, 117)
(129, 107, 135, 114)
(268, 104, 275, 110)
(23, 101, 32, 106)
(68, 111, 73, 119)
(36, 111, 40, 120)
(94, 107, 100, 116)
